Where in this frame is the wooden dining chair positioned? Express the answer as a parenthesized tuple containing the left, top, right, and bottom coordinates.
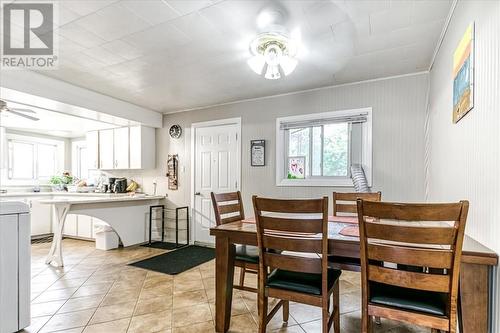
(330, 192, 382, 272)
(253, 196, 341, 333)
(332, 192, 382, 217)
(211, 191, 258, 292)
(357, 199, 469, 333)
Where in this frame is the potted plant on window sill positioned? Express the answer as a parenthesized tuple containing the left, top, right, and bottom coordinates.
(49, 172, 74, 192)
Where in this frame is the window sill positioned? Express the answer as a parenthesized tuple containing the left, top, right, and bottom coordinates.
(276, 178, 355, 187)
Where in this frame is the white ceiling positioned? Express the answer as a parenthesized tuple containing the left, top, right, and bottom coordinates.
(0, 102, 117, 138)
(4, 0, 452, 113)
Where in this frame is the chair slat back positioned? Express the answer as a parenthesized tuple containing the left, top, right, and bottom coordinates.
(333, 192, 381, 216)
(211, 191, 245, 225)
(357, 200, 468, 298)
(253, 196, 328, 276)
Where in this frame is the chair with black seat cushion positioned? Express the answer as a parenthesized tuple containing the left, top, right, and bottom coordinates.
(253, 196, 341, 333)
(357, 199, 469, 333)
(211, 191, 259, 292)
(330, 192, 381, 271)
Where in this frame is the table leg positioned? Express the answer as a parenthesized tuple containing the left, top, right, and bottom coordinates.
(45, 203, 70, 267)
(459, 262, 489, 333)
(215, 236, 235, 333)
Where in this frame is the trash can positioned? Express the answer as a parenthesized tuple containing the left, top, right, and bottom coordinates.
(93, 222, 119, 250)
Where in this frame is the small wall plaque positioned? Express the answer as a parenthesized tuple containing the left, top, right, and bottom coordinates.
(166, 154, 179, 190)
(251, 140, 265, 166)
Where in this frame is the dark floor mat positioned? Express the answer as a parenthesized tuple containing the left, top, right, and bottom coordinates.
(129, 245, 215, 275)
(142, 242, 184, 250)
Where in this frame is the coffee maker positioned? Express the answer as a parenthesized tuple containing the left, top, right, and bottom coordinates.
(108, 177, 116, 193)
(114, 178, 127, 193)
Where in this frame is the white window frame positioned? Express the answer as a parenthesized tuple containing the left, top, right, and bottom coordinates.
(2, 133, 65, 185)
(276, 107, 372, 187)
(71, 139, 87, 180)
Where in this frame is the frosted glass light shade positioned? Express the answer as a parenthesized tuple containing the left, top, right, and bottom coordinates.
(247, 55, 266, 75)
(280, 56, 298, 76)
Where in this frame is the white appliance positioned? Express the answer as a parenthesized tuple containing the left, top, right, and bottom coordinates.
(0, 201, 30, 333)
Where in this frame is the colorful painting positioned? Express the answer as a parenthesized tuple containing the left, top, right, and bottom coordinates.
(453, 23, 474, 123)
(287, 156, 305, 179)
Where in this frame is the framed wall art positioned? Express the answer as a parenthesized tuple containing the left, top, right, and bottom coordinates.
(287, 156, 305, 179)
(453, 22, 474, 123)
(251, 140, 265, 166)
(166, 154, 179, 190)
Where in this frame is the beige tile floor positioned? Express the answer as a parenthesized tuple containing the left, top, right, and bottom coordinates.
(24, 239, 430, 333)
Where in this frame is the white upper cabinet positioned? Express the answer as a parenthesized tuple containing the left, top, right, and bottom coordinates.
(129, 126, 155, 169)
(86, 126, 155, 170)
(113, 127, 129, 169)
(98, 129, 114, 169)
(86, 131, 99, 170)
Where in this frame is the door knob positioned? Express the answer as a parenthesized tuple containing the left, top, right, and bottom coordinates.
(195, 192, 201, 196)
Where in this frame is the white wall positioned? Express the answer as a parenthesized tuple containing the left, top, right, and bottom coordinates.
(153, 73, 428, 213)
(428, 0, 500, 255)
(427, 0, 500, 330)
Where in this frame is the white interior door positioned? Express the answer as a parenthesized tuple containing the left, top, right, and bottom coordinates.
(193, 123, 240, 245)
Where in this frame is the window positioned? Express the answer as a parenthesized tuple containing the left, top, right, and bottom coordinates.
(4, 134, 64, 183)
(72, 140, 88, 180)
(276, 108, 372, 187)
(8, 141, 35, 179)
(37, 143, 57, 178)
(288, 123, 350, 178)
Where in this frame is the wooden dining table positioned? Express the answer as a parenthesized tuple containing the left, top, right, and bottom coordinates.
(210, 216, 498, 333)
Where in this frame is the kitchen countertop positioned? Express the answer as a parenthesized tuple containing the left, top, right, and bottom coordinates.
(0, 192, 148, 198)
(38, 194, 165, 205)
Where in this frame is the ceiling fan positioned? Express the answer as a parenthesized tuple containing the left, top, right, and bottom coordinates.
(0, 99, 39, 121)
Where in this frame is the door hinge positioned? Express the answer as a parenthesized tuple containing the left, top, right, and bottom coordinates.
(235, 181, 238, 189)
(235, 133, 238, 141)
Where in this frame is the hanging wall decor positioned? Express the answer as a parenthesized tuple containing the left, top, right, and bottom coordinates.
(287, 156, 306, 179)
(166, 154, 179, 190)
(453, 22, 474, 123)
(251, 140, 265, 166)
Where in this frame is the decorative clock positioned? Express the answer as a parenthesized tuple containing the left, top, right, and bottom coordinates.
(169, 124, 182, 138)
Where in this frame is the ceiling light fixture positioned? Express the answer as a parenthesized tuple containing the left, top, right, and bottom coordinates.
(247, 31, 299, 80)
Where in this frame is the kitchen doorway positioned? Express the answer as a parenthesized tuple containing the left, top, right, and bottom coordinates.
(191, 118, 241, 245)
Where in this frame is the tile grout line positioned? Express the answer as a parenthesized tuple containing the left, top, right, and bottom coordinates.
(34, 242, 99, 333)
(125, 267, 152, 333)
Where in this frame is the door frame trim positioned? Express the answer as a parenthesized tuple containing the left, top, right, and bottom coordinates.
(190, 117, 242, 244)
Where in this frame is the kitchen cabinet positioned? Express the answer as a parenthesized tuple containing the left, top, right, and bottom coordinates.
(129, 126, 155, 169)
(2, 196, 52, 237)
(63, 214, 77, 237)
(86, 131, 99, 170)
(62, 214, 94, 240)
(98, 129, 114, 169)
(77, 215, 93, 238)
(30, 199, 52, 236)
(113, 127, 129, 169)
(87, 126, 155, 170)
